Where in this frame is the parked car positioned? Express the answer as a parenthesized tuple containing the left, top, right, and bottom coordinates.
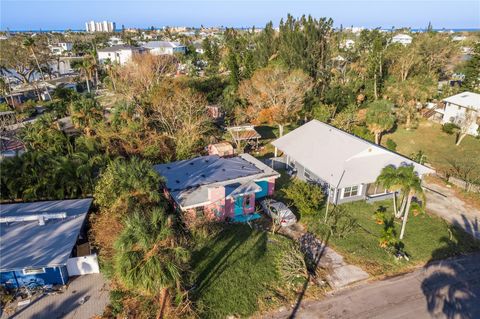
(260, 199, 297, 227)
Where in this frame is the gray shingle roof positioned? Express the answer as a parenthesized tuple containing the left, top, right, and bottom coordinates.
(0, 198, 93, 271)
(143, 41, 184, 49)
(97, 45, 141, 52)
(272, 120, 434, 188)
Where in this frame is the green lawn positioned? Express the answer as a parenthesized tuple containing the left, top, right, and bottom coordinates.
(302, 199, 480, 276)
(382, 120, 480, 171)
(190, 224, 301, 318)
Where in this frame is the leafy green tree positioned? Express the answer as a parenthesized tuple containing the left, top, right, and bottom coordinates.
(202, 37, 221, 75)
(385, 75, 436, 129)
(366, 100, 396, 144)
(254, 21, 277, 67)
(277, 14, 333, 86)
(282, 179, 324, 216)
(358, 30, 388, 99)
(113, 208, 189, 317)
(226, 50, 241, 88)
(463, 42, 480, 92)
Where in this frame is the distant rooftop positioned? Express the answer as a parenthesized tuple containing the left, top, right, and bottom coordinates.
(443, 91, 480, 111)
(0, 198, 93, 271)
(97, 45, 143, 52)
(143, 41, 184, 48)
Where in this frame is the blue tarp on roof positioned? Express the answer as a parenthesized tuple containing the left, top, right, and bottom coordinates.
(0, 198, 93, 271)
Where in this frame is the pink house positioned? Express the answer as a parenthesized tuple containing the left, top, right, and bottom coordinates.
(154, 154, 280, 223)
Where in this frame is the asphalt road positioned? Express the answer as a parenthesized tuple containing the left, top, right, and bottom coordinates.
(265, 253, 480, 319)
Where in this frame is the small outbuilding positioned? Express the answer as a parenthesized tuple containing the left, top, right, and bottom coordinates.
(208, 142, 234, 157)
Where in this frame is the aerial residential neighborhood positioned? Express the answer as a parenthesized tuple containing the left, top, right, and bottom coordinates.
(0, 1, 479, 318)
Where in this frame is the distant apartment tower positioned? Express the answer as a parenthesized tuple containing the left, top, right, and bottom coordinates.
(85, 20, 116, 33)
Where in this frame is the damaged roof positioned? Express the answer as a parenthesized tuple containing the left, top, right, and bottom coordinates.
(154, 154, 279, 209)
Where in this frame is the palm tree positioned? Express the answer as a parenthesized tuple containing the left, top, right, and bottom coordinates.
(114, 208, 189, 318)
(366, 100, 396, 144)
(377, 165, 424, 239)
(69, 97, 103, 136)
(376, 165, 402, 217)
(72, 55, 95, 93)
(23, 37, 51, 100)
(397, 166, 424, 240)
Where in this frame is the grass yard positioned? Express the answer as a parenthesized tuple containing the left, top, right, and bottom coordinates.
(382, 120, 480, 171)
(190, 224, 306, 318)
(302, 200, 480, 277)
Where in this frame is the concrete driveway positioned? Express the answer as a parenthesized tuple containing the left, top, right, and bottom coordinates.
(264, 252, 480, 319)
(423, 181, 480, 240)
(1, 273, 109, 319)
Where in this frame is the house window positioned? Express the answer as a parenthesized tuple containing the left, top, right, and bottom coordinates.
(343, 185, 359, 198)
(304, 168, 316, 180)
(245, 196, 252, 208)
(22, 268, 46, 275)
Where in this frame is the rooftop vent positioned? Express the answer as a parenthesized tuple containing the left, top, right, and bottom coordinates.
(0, 212, 67, 226)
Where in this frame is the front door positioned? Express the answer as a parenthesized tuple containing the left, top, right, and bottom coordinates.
(233, 196, 244, 216)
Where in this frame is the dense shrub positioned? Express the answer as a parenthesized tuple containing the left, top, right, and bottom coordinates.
(282, 179, 324, 215)
(442, 122, 460, 135)
(386, 138, 397, 151)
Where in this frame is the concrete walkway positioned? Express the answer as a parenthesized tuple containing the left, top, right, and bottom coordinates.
(264, 252, 480, 319)
(279, 225, 369, 289)
(1, 274, 109, 319)
(423, 181, 480, 240)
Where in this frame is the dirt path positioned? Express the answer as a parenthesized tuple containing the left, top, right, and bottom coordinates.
(423, 181, 480, 239)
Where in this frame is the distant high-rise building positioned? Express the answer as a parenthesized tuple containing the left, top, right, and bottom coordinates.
(85, 20, 116, 33)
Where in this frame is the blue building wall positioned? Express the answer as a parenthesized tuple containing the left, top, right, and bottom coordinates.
(255, 180, 269, 198)
(0, 266, 69, 289)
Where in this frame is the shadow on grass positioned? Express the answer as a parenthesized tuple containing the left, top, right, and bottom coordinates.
(421, 216, 480, 319)
(255, 126, 277, 139)
(192, 225, 268, 300)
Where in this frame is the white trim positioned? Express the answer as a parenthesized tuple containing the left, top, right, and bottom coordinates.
(22, 267, 46, 275)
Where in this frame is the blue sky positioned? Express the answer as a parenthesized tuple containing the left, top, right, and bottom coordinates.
(1, 0, 479, 31)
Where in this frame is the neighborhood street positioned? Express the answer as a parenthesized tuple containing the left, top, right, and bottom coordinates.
(265, 252, 480, 319)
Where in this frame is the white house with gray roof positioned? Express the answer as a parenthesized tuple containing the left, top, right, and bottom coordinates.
(440, 91, 480, 136)
(97, 45, 145, 65)
(142, 41, 187, 55)
(272, 120, 434, 204)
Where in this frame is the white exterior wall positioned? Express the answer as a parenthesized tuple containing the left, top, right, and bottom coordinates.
(98, 49, 135, 65)
(149, 47, 174, 55)
(148, 46, 186, 55)
(392, 35, 413, 45)
(442, 103, 479, 136)
(59, 42, 73, 51)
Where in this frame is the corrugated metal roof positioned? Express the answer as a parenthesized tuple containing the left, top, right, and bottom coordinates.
(0, 198, 93, 271)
